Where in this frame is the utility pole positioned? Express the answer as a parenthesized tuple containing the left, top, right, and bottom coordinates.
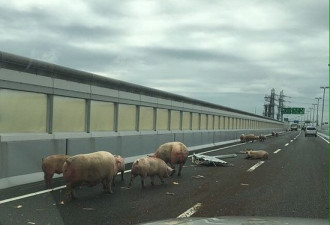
(320, 86, 329, 128)
(315, 97, 322, 126)
(312, 103, 317, 125)
(309, 107, 313, 122)
(264, 89, 289, 121)
(270, 88, 275, 119)
(277, 90, 284, 121)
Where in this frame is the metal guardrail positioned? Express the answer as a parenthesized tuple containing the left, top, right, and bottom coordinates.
(0, 50, 282, 123)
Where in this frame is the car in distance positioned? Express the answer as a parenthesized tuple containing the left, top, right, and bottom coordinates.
(290, 124, 298, 131)
(305, 126, 317, 137)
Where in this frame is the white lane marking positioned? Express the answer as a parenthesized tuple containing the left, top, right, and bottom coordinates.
(177, 203, 202, 218)
(0, 169, 133, 205)
(284, 143, 289, 146)
(0, 185, 66, 205)
(247, 161, 265, 172)
(273, 149, 282, 154)
(188, 143, 246, 157)
(318, 135, 329, 144)
(0, 140, 260, 205)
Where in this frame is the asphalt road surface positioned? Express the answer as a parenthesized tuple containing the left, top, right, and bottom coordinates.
(0, 130, 328, 225)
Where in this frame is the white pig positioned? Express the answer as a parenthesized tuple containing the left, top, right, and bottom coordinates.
(128, 157, 174, 189)
(62, 151, 116, 200)
(42, 154, 70, 188)
(152, 141, 189, 176)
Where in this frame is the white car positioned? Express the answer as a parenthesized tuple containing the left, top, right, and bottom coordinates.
(305, 126, 317, 137)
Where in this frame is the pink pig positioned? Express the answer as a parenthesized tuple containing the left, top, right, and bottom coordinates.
(42, 154, 70, 188)
(62, 151, 116, 200)
(152, 142, 189, 176)
(128, 157, 173, 189)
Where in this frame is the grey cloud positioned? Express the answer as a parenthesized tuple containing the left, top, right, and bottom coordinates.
(139, 46, 246, 63)
(0, 0, 327, 119)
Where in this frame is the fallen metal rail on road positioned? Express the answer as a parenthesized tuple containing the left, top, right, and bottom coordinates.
(191, 153, 236, 167)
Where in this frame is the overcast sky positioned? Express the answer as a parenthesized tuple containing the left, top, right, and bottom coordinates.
(0, 0, 328, 122)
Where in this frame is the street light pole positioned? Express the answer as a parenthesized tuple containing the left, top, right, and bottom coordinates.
(315, 97, 322, 126)
(312, 103, 317, 125)
(320, 86, 329, 128)
(309, 107, 313, 122)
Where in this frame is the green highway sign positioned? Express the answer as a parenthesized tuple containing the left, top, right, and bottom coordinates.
(281, 108, 292, 114)
(282, 107, 305, 114)
(291, 107, 305, 114)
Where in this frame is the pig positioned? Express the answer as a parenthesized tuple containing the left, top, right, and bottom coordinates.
(152, 141, 189, 176)
(62, 151, 116, 200)
(245, 150, 269, 160)
(113, 155, 125, 184)
(245, 134, 257, 142)
(128, 157, 174, 189)
(240, 134, 246, 143)
(41, 154, 70, 188)
(259, 134, 266, 142)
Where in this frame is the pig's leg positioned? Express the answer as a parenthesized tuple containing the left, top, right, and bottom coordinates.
(141, 174, 146, 189)
(66, 183, 76, 201)
(150, 176, 155, 186)
(178, 163, 183, 177)
(169, 161, 176, 176)
(108, 175, 113, 193)
(157, 175, 164, 184)
(121, 171, 124, 181)
(128, 173, 137, 187)
(112, 175, 116, 187)
(102, 179, 108, 192)
(44, 173, 53, 189)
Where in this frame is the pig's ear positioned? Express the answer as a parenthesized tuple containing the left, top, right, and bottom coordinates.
(116, 158, 121, 163)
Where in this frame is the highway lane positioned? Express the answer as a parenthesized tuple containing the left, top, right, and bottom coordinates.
(0, 130, 328, 225)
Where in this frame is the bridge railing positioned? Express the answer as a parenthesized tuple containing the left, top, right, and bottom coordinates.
(0, 51, 285, 189)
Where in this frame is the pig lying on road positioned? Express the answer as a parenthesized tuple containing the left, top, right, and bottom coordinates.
(42, 154, 70, 188)
(128, 157, 173, 189)
(245, 150, 269, 160)
(152, 142, 189, 176)
(62, 151, 116, 200)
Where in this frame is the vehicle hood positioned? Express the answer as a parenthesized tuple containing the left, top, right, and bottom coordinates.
(137, 216, 328, 225)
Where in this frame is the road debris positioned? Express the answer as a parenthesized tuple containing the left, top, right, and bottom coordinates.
(240, 183, 249, 186)
(16, 205, 22, 209)
(60, 201, 64, 205)
(36, 208, 45, 211)
(166, 192, 175, 195)
(192, 175, 205, 179)
(27, 222, 36, 225)
(192, 153, 235, 166)
(83, 208, 95, 210)
(173, 182, 179, 185)
(120, 186, 131, 190)
(183, 165, 197, 167)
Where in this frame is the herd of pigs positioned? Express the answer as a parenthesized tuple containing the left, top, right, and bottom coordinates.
(42, 134, 278, 201)
(41, 142, 188, 201)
